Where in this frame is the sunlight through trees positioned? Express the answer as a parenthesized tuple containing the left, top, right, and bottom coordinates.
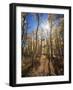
(21, 13, 64, 77)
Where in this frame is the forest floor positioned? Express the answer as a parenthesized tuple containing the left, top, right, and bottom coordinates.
(31, 54, 49, 76)
(22, 54, 56, 77)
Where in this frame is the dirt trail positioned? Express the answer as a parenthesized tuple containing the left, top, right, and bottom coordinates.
(31, 55, 49, 76)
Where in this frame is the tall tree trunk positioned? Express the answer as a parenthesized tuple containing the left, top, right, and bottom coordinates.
(48, 15, 55, 75)
(36, 14, 40, 55)
(50, 19, 53, 61)
(22, 14, 27, 57)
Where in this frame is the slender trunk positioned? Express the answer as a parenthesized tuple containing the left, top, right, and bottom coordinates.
(36, 14, 39, 55)
(22, 15, 27, 57)
(49, 16, 55, 75)
(50, 20, 53, 61)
